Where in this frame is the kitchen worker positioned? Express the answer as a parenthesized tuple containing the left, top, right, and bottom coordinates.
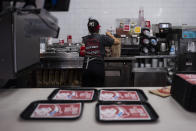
(81, 18, 120, 87)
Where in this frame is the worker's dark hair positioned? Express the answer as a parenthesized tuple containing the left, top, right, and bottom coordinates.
(87, 18, 100, 34)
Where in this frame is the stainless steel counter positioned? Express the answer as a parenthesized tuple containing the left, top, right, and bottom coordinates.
(40, 54, 176, 68)
(40, 54, 136, 69)
(40, 53, 176, 61)
(37, 54, 177, 87)
(0, 87, 196, 131)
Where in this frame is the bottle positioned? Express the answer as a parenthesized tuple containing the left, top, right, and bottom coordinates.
(170, 40, 176, 55)
(138, 7, 145, 28)
(47, 37, 53, 46)
(67, 35, 72, 46)
(40, 37, 46, 54)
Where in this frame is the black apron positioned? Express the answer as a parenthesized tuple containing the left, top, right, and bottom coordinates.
(82, 57, 104, 87)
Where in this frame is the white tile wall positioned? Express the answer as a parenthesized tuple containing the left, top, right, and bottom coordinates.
(50, 0, 196, 43)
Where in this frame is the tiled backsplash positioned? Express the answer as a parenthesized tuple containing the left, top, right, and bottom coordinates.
(50, 0, 196, 43)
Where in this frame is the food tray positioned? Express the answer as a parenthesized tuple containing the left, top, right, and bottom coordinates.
(48, 88, 97, 102)
(98, 89, 148, 102)
(96, 102, 158, 122)
(20, 100, 83, 120)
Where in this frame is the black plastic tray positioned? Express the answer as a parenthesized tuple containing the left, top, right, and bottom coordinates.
(96, 102, 158, 122)
(48, 88, 98, 102)
(98, 89, 148, 102)
(20, 100, 83, 120)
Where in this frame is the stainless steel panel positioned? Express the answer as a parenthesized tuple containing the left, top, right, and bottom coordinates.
(14, 12, 40, 72)
(0, 12, 14, 79)
(104, 62, 131, 87)
(133, 71, 167, 87)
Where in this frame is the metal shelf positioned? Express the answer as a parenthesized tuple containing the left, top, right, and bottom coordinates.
(132, 67, 167, 73)
(133, 55, 177, 59)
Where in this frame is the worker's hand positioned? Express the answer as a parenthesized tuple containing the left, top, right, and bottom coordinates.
(106, 32, 112, 37)
(106, 32, 120, 45)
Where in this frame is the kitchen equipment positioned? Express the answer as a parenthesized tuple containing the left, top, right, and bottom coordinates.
(174, 26, 196, 71)
(156, 23, 172, 38)
(149, 46, 158, 55)
(125, 37, 131, 45)
(160, 42, 167, 52)
(163, 58, 167, 67)
(159, 59, 163, 67)
(131, 35, 140, 45)
(143, 38, 150, 45)
(141, 28, 151, 37)
(140, 63, 144, 68)
(141, 46, 149, 54)
(139, 59, 145, 68)
(121, 45, 140, 56)
(187, 41, 196, 52)
(158, 23, 172, 33)
(145, 59, 151, 68)
(120, 35, 131, 45)
(150, 37, 157, 46)
(121, 36, 140, 56)
(0, 8, 59, 87)
(152, 59, 158, 68)
(134, 62, 139, 68)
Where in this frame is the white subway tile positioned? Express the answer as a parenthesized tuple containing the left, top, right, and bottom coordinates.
(52, 0, 196, 42)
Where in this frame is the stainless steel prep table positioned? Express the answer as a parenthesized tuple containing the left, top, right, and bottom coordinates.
(38, 54, 176, 87)
(0, 87, 196, 131)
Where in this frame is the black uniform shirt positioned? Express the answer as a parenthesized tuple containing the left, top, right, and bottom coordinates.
(82, 34, 114, 58)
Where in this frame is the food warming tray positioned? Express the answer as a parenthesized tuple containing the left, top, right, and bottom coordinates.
(96, 102, 158, 122)
(20, 100, 83, 120)
(98, 89, 148, 102)
(48, 88, 97, 102)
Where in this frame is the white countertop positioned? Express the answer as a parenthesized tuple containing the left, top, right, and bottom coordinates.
(0, 87, 196, 131)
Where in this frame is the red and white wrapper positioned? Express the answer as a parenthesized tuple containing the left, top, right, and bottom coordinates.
(99, 90, 140, 101)
(53, 90, 94, 100)
(177, 74, 196, 85)
(99, 104, 150, 120)
(31, 103, 82, 118)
